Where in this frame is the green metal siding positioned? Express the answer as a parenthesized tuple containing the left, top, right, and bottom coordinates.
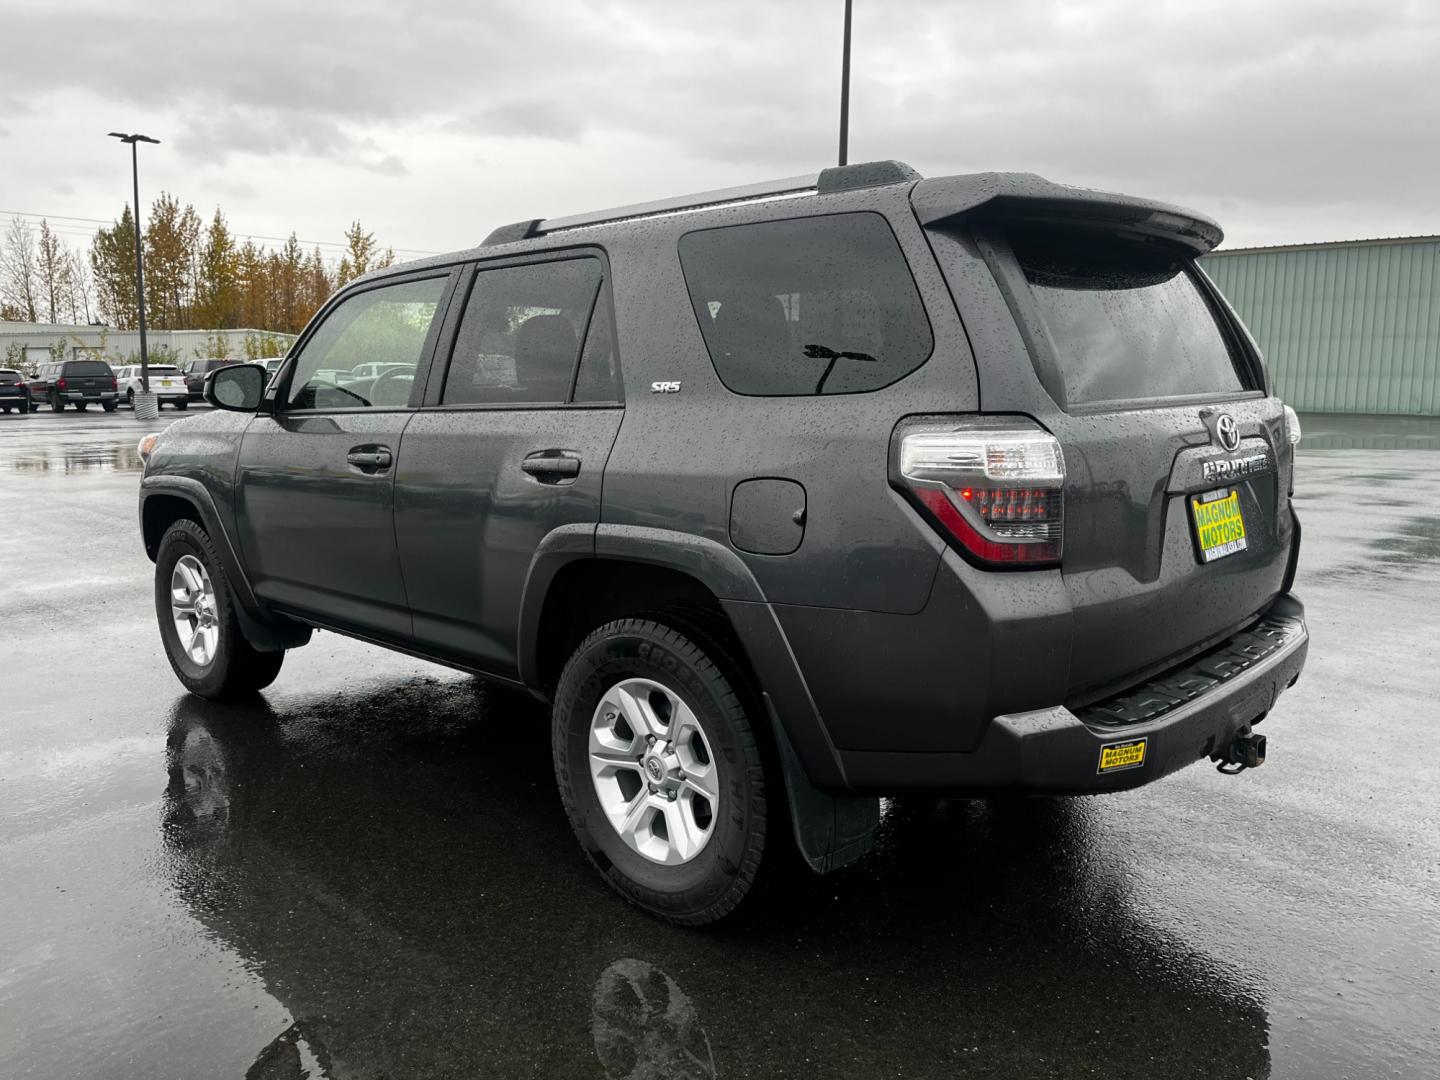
(1200, 238, 1440, 415)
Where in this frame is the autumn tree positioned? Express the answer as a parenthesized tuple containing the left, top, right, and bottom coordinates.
(89, 206, 139, 329)
(194, 210, 239, 328)
(36, 220, 72, 323)
(144, 193, 202, 329)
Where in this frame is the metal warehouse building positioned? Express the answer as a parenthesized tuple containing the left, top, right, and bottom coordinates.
(1201, 235, 1440, 416)
(0, 324, 295, 368)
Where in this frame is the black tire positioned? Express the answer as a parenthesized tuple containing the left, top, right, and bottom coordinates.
(552, 617, 768, 925)
(102, 401, 117, 412)
(75, 402, 88, 412)
(49, 395, 63, 412)
(126, 388, 135, 408)
(175, 399, 188, 410)
(155, 519, 285, 699)
(28, 401, 38, 412)
(1, 407, 9, 414)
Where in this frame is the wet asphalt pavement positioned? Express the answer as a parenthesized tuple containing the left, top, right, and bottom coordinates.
(1, 409, 1437, 1080)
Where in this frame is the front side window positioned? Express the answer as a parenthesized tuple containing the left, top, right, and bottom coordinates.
(678, 212, 933, 396)
(287, 276, 447, 410)
(1008, 226, 1248, 406)
(441, 258, 603, 406)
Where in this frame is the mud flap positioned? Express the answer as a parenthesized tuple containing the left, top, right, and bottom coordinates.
(766, 694, 879, 874)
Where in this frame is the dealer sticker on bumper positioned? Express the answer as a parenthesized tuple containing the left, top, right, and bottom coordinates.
(1098, 738, 1147, 774)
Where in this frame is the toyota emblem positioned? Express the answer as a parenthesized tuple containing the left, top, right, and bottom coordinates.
(1215, 414, 1240, 452)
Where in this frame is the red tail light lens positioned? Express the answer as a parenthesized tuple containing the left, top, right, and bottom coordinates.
(110, 377, 118, 390)
(55, 377, 67, 391)
(896, 419, 1065, 567)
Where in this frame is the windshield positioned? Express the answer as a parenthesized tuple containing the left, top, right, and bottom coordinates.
(1009, 226, 1248, 406)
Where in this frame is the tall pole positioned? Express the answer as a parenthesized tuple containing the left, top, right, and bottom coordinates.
(129, 140, 150, 394)
(108, 132, 159, 415)
(838, 0, 852, 166)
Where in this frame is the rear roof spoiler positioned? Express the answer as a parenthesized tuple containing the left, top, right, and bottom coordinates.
(911, 172, 1223, 255)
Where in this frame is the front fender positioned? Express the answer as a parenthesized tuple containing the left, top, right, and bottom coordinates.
(139, 476, 310, 652)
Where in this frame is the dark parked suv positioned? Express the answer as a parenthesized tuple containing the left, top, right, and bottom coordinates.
(182, 357, 239, 400)
(136, 161, 1308, 923)
(29, 359, 119, 412)
(0, 369, 29, 414)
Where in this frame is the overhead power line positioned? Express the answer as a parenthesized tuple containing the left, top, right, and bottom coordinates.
(0, 209, 441, 258)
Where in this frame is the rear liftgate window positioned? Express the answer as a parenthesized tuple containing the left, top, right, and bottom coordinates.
(679, 212, 933, 396)
(1009, 226, 1248, 406)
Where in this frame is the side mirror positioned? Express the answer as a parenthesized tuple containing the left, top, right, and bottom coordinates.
(205, 363, 267, 412)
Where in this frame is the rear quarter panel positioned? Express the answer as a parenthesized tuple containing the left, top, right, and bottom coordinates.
(598, 184, 980, 615)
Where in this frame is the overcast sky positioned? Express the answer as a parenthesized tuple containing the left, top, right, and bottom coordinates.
(2, 0, 1437, 261)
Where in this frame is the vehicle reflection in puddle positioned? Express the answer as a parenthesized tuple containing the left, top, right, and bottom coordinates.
(593, 959, 715, 1080)
(3, 442, 143, 473)
(161, 681, 1269, 1079)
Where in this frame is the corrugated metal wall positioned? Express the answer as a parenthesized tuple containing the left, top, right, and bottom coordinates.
(1201, 237, 1440, 416)
(0, 326, 294, 365)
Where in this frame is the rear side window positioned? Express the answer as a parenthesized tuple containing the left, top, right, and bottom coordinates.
(65, 360, 112, 377)
(0, 371, 19, 384)
(1009, 227, 1247, 406)
(441, 258, 603, 406)
(679, 213, 932, 396)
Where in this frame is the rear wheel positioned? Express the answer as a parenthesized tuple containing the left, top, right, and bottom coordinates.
(102, 401, 117, 412)
(49, 395, 63, 412)
(155, 520, 285, 699)
(552, 617, 768, 925)
(175, 399, 188, 410)
(75, 402, 88, 412)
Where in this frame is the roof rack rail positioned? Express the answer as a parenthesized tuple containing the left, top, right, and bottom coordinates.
(480, 160, 921, 246)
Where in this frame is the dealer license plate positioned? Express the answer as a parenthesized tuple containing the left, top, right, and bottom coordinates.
(1190, 488, 1247, 563)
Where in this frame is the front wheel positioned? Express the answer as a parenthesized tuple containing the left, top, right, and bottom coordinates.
(552, 617, 768, 925)
(174, 399, 188, 410)
(155, 519, 285, 699)
(49, 396, 63, 412)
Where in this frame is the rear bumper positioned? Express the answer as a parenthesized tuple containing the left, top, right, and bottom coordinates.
(837, 593, 1308, 794)
(61, 391, 117, 402)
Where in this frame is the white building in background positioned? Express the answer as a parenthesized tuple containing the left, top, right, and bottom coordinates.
(0, 322, 296, 371)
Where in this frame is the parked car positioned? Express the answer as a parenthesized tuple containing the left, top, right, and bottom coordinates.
(342, 361, 410, 383)
(0, 368, 29, 414)
(114, 364, 189, 409)
(136, 161, 1308, 925)
(182, 358, 239, 401)
(29, 359, 118, 412)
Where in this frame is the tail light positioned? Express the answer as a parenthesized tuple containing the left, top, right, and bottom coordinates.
(1281, 403, 1302, 446)
(55, 377, 67, 391)
(894, 417, 1065, 567)
(110, 376, 118, 390)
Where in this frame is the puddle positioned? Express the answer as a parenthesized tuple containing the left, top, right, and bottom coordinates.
(2, 444, 143, 473)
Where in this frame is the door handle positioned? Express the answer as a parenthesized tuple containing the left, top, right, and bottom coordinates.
(520, 452, 581, 483)
(347, 447, 393, 471)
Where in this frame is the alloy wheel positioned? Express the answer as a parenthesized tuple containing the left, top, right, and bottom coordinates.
(170, 554, 220, 666)
(588, 678, 719, 865)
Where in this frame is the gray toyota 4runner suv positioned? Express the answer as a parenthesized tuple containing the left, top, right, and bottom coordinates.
(137, 161, 1308, 924)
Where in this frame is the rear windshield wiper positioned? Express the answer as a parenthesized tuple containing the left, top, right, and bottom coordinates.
(804, 343, 878, 393)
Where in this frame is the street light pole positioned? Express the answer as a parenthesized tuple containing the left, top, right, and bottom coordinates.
(107, 132, 159, 419)
(838, 0, 853, 167)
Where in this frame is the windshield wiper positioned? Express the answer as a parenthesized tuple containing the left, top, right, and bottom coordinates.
(804, 343, 878, 393)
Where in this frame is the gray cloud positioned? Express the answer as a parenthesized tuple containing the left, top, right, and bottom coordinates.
(2, 0, 1437, 248)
